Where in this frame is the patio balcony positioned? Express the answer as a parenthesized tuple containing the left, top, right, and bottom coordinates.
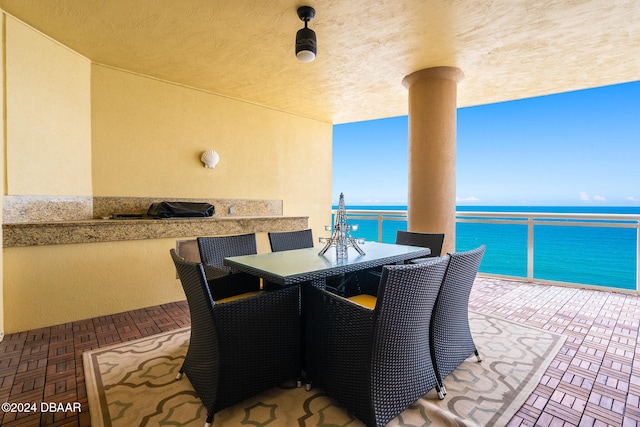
(3, 0, 639, 347)
(2, 3, 639, 424)
(1, 275, 638, 426)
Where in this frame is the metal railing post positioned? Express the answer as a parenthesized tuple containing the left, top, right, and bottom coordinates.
(527, 217, 534, 282)
(637, 222, 640, 293)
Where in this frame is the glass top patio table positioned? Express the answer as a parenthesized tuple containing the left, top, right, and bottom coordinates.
(223, 241, 431, 286)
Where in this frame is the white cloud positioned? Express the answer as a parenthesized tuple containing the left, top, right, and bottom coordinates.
(579, 192, 606, 202)
(626, 196, 639, 202)
(456, 196, 480, 202)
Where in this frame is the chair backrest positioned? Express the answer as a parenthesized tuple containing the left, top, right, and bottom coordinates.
(170, 249, 216, 324)
(197, 233, 257, 271)
(374, 256, 449, 347)
(437, 245, 485, 312)
(170, 249, 220, 410)
(430, 245, 485, 382)
(396, 230, 445, 257)
(268, 229, 314, 252)
(371, 256, 449, 421)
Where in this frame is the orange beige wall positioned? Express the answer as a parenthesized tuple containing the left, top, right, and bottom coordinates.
(0, 15, 5, 337)
(4, 17, 92, 196)
(1, 15, 333, 333)
(90, 63, 332, 222)
(3, 238, 190, 332)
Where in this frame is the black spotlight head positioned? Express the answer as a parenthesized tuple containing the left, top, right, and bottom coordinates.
(296, 27, 317, 62)
(296, 6, 316, 62)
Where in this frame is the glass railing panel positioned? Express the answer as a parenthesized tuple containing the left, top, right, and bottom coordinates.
(534, 225, 637, 290)
(456, 221, 527, 277)
(333, 212, 408, 243)
(332, 208, 640, 292)
(347, 219, 378, 241)
(381, 218, 407, 243)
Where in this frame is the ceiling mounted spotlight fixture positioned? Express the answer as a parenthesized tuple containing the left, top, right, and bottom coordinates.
(296, 6, 316, 62)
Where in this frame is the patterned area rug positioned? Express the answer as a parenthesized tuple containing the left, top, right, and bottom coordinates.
(84, 312, 565, 426)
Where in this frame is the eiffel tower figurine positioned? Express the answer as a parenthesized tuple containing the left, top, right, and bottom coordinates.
(319, 193, 365, 258)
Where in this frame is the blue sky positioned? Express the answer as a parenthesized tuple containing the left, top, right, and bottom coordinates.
(332, 80, 640, 206)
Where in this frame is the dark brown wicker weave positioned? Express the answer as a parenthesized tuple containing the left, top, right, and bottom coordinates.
(197, 233, 258, 272)
(360, 231, 444, 295)
(305, 257, 449, 427)
(268, 229, 314, 252)
(396, 230, 445, 262)
(170, 249, 301, 427)
(197, 234, 261, 300)
(430, 245, 486, 392)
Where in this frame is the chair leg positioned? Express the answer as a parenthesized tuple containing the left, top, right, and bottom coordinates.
(436, 383, 445, 400)
(175, 369, 183, 380)
(475, 349, 483, 362)
(435, 370, 445, 395)
(205, 410, 214, 427)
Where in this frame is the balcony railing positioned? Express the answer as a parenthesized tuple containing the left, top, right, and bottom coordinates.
(334, 209, 640, 293)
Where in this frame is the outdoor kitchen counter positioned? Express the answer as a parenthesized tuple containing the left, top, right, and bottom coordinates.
(3, 216, 309, 247)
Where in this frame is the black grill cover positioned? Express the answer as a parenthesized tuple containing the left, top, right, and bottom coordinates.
(147, 202, 215, 218)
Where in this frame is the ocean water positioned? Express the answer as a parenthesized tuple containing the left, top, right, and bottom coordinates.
(333, 205, 640, 291)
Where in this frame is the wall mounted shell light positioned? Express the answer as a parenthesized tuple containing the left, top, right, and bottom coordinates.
(200, 150, 220, 168)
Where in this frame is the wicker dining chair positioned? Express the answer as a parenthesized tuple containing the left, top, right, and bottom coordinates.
(396, 230, 445, 261)
(430, 245, 486, 394)
(197, 233, 262, 300)
(268, 229, 315, 252)
(305, 257, 449, 427)
(170, 249, 301, 427)
(358, 230, 446, 295)
(197, 233, 258, 272)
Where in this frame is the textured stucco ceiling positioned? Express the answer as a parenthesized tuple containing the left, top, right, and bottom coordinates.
(1, 0, 639, 124)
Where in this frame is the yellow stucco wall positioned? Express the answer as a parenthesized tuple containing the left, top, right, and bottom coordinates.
(4, 16, 92, 196)
(0, 15, 5, 337)
(1, 16, 333, 333)
(3, 239, 187, 331)
(90, 64, 332, 232)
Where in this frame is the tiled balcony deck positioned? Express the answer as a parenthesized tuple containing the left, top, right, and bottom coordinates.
(1, 277, 639, 426)
(472, 278, 640, 427)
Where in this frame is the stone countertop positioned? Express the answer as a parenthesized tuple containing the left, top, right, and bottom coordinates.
(3, 216, 309, 247)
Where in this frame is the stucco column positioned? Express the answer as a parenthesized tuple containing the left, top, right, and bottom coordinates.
(402, 67, 464, 254)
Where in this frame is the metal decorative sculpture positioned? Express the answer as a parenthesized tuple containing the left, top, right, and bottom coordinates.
(319, 193, 365, 258)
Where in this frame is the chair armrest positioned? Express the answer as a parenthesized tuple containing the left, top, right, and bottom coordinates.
(203, 265, 230, 280)
(305, 287, 374, 359)
(305, 285, 374, 405)
(309, 285, 375, 318)
(214, 286, 300, 356)
(207, 271, 261, 301)
(213, 285, 301, 406)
